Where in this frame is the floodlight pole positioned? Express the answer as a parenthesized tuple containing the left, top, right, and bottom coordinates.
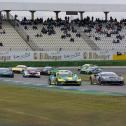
(104, 11, 109, 21)
(30, 10, 36, 21)
(79, 11, 85, 20)
(54, 11, 60, 20)
(5, 10, 11, 21)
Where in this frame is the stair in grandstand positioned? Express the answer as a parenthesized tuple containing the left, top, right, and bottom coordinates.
(8, 14, 40, 51)
(74, 26, 100, 50)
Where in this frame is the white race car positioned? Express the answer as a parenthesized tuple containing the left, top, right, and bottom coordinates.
(23, 67, 40, 78)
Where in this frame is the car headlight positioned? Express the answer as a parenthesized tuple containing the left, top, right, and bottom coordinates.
(120, 77, 124, 81)
(58, 79, 65, 82)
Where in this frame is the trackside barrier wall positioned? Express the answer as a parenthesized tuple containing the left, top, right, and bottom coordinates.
(0, 51, 111, 61)
(112, 54, 126, 60)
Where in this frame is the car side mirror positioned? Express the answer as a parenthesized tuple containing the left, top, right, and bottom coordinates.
(94, 74, 98, 77)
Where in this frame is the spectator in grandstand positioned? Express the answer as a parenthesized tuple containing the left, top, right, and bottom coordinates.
(59, 48, 62, 51)
(33, 25, 38, 30)
(70, 38, 74, 42)
(113, 39, 120, 43)
(0, 43, 3, 46)
(66, 33, 71, 37)
(3, 30, 5, 34)
(61, 35, 66, 39)
(117, 52, 122, 55)
(35, 34, 39, 37)
(95, 36, 100, 41)
(27, 35, 29, 41)
(76, 33, 81, 38)
(24, 26, 28, 30)
(41, 27, 47, 34)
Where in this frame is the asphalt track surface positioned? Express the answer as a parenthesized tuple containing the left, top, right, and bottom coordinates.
(1, 67, 126, 96)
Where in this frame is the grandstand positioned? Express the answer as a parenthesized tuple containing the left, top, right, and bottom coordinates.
(0, 2, 126, 53)
(0, 21, 31, 51)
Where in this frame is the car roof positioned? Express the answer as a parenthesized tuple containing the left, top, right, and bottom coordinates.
(99, 72, 116, 75)
(0, 68, 9, 70)
(82, 64, 92, 66)
(44, 66, 52, 68)
(57, 70, 72, 74)
(27, 67, 38, 70)
(16, 65, 27, 67)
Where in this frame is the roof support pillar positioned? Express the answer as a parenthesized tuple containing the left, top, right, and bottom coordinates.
(0, 11, 2, 26)
(30, 10, 36, 21)
(54, 11, 60, 20)
(5, 10, 11, 20)
(104, 11, 109, 21)
(79, 11, 84, 20)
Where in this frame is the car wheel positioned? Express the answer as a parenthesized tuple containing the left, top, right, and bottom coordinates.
(23, 75, 27, 78)
(99, 80, 104, 85)
(120, 82, 124, 86)
(48, 80, 51, 85)
(55, 81, 60, 86)
(90, 77, 93, 85)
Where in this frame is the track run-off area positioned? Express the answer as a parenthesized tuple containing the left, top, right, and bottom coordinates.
(1, 67, 126, 96)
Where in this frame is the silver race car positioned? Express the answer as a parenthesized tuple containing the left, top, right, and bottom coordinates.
(90, 72, 124, 85)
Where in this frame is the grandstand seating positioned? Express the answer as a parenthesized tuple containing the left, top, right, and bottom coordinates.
(21, 24, 92, 51)
(1, 17, 126, 52)
(77, 21, 126, 52)
(0, 21, 32, 51)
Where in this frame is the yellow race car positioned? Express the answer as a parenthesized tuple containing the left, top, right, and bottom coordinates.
(49, 70, 82, 86)
(12, 65, 27, 73)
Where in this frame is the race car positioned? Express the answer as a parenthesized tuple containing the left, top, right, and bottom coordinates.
(12, 65, 27, 73)
(78, 64, 94, 71)
(90, 72, 124, 85)
(40, 66, 53, 75)
(83, 66, 102, 74)
(23, 67, 40, 78)
(49, 70, 81, 86)
(80, 65, 98, 74)
(0, 68, 14, 78)
(50, 67, 59, 75)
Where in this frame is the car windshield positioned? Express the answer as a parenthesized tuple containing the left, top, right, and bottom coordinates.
(16, 65, 26, 68)
(44, 67, 52, 70)
(0, 69, 10, 73)
(88, 67, 97, 70)
(58, 71, 73, 77)
(59, 73, 72, 77)
(28, 68, 37, 70)
(101, 73, 118, 77)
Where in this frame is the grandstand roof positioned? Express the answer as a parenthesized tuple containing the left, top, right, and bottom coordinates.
(0, 2, 126, 12)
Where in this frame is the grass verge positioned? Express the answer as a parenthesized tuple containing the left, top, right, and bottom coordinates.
(0, 83, 126, 126)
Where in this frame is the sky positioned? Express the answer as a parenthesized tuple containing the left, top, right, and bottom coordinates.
(0, 0, 126, 4)
(1, 0, 126, 20)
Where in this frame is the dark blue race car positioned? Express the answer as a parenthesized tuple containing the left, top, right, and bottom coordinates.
(0, 68, 14, 78)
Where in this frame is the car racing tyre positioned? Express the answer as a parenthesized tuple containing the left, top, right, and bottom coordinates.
(99, 79, 104, 85)
(10, 74, 14, 78)
(120, 82, 124, 86)
(90, 77, 93, 85)
(48, 80, 51, 85)
(55, 81, 59, 86)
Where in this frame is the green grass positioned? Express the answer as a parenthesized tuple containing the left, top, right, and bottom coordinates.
(1, 60, 126, 67)
(0, 84, 126, 126)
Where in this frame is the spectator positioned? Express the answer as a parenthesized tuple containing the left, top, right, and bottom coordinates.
(70, 38, 74, 42)
(0, 43, 3, 46)
(27, 35, 29, 41)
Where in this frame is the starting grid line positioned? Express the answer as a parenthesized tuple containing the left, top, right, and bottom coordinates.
(1, 78, 126, 96)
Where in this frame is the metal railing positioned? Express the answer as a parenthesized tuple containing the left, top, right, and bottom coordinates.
(74, 25, 100, 50)
(7, 14, 40, 51)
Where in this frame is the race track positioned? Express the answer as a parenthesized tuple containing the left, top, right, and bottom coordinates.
(1, 67, 126, 96)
